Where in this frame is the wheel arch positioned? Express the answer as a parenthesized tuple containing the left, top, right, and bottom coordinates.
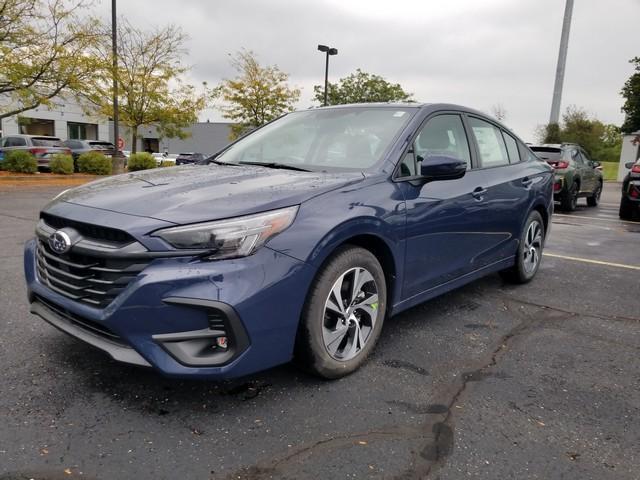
(306, 220, 402, 314)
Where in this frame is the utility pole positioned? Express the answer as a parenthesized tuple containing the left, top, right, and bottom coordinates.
(111, 0, 124, 172)
(549, 0, 574, 125)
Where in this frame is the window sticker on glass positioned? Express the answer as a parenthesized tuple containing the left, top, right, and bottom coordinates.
(393, 111, 406, 117)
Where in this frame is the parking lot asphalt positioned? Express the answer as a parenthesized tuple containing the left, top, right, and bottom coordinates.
(0, 182, 638, 480)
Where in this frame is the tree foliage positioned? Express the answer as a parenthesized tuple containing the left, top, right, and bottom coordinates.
(621, 57, 640, 134)
(217, 50, 301, 140)
(82, 20, 213, 152)
(313, 69, 413, 106)
(537, 106, 622, 163)
(0, 0, 99, 120)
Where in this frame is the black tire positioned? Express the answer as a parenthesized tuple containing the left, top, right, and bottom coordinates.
(560, 182, 578, 212)
(619, 197, 633, 220)
(500, 210, 545, 284)
(294, 245, 387, 379)
(587, 181, 602, 207)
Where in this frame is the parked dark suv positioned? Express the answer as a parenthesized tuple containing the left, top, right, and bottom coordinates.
(530, 143, 603, 211)
(61, 139, 120, 171)
(175, 152, 206, 165)
(619, 160, 640, 220)
(0, 134, 71, 169)
(24, 103, 553, 380)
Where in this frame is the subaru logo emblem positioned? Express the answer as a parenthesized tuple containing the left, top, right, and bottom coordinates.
(48, 230, 72, 255)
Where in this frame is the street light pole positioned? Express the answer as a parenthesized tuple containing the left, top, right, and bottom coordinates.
(549, 0, 574, 125)
(317, 45, 338, 107)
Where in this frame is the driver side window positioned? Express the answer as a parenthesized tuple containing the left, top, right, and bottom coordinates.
(399, 114, 470, 177)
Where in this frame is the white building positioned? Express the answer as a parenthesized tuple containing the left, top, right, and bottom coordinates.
(617, 132, 640, 181)
(0, 97, 110, 142)
(1, 96, 233, 155)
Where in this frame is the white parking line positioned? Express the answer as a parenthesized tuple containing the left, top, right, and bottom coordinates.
(553, 213, 640, 225)
(544, 252, 640, 271)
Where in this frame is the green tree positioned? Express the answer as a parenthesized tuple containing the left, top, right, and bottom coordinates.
(560, 106, 605, 156)
(313, 69, 413, 106)
(0, 0, 99, 120)
(540, 123, 562, 143)
(217, 50, 301, 140)
(537, 106, 622, 163)
(621, 57, 640, 133)
(81, 20, 213, 153)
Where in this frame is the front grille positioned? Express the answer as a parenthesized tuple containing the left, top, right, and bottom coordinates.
(36, 240, 149, 308)
(40, 212, 134, 245)
(35, 295, 127, 346)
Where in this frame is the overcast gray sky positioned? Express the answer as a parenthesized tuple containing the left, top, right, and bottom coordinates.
(100, 0, 638, 141)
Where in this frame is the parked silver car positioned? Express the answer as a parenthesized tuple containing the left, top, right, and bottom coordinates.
(0, 134, 71, 169)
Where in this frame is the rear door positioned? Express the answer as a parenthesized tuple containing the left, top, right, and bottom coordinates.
(466, 117, 532, 264)
(396, 112, 493, 299)
(578, 148, 596, 193)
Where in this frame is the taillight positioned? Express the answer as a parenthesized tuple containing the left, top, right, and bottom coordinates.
(632, 164, 640, 173)
(553, 182, 562, 192)
(554, 161, 569, 169)
(29, 148, 47, 155)
(630, 187, 639, 199)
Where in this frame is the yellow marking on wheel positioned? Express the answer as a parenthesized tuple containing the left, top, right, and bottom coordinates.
(544, 252, 640, 271)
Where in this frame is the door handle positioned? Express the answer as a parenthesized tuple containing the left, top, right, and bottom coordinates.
(471, 187, 487, 200)
(522, 177, 534, 187)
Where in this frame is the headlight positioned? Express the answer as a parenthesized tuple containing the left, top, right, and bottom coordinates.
(152, 206, 299, 259)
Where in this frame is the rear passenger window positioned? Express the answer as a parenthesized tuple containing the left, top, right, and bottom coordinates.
(469, 117, 509, 168)
(502, 132, 520, 163)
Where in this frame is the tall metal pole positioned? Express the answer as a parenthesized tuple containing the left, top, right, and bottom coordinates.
(323, 52, 329, 107)
(111, 0, 119, 152)
(549, 0, 574, 125)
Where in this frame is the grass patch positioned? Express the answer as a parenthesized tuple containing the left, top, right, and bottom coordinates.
(600, 162, 619, 182)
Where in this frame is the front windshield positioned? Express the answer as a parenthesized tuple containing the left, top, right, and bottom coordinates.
(216, 107, 417, 171)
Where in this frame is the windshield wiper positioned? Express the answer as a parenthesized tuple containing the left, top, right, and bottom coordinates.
(238, 161, 310, 172)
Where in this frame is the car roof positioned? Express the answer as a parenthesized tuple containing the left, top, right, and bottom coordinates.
(529, 143, 580, 149)
(3, 134, 61, 139)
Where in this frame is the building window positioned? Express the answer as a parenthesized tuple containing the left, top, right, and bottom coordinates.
(18, 117, 55, 136)
(68, 122, 98, 140)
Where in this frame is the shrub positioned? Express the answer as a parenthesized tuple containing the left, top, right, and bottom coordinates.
(77, 151, 112, 175)
(127, 152, 157, 171)
(159, 160, 175, 168)
(49, 154, 74, 175)
(4, 150, 37, 173)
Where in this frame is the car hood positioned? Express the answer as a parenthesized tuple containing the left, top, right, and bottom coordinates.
(50, 164, 364, 224)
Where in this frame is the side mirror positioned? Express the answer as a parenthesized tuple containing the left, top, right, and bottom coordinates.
(419, 154, 467, 181)
(592, 161, 601, 168)
(625, 162, 634, 169)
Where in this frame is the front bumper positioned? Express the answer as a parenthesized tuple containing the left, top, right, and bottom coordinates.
(25, 239, 316, 379)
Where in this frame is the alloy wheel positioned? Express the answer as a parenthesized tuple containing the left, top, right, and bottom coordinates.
(522, 220, 543, 274)
(322, 267, 379, 361)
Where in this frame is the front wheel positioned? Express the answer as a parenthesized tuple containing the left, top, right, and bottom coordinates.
(587, 182, 602, 207)
(560, 182, 578, 211)
(295, 246, 387, 379)
(500, 210, 545, 284)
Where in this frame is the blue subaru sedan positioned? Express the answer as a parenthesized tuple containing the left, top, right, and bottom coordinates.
(24, 104, 553, 379)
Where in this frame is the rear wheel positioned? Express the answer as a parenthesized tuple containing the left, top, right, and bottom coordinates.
(500, 210, 545, 284)
(295, 246, 386, 379)
(619, 197, 634, 220)
(587, 181, 602, 207)
(560, 182, 578, 211)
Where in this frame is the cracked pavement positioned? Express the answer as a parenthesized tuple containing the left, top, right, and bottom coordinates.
(0, 183, 638, 479)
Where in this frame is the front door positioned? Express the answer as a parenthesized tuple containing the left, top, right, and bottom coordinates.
(396, 113, 493, 300)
